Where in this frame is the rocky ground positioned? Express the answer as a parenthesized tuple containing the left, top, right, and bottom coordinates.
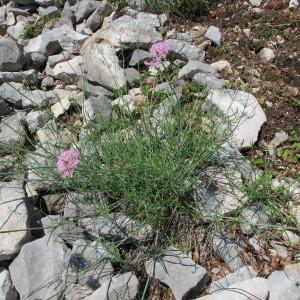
(0, 0, 300, 299)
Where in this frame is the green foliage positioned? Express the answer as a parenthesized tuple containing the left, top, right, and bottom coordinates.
(109, 0, 211, 17)
(21, 15, 60, 39)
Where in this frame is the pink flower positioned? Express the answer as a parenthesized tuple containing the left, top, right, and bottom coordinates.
(149, 42, 172, 61)
(145, 42, 172, 71)
(57, 150, 80, 178)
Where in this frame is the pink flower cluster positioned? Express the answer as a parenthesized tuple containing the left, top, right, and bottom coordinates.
(145, 42, 172, 70)
(57, 150, 80, 178)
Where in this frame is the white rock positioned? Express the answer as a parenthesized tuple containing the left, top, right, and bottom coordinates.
(9, 234, 70, 300)
(285, 263, 300, 279)
(85, 272, 139, 300)
(267, 271, 300, 300)
(209, 266, 257, 293)
(90, 15, 162, 49)
(249, 0, 262, 6)
(197, 277, 269, 300)
(25, 110, 47, 133)
(205, 25, 222, 46)
(205, 89, 267, 149)
(52, 56, 84, 82)
(145, 247, 209, 300)
(283, 230, 300, 244)
(0, 268, 18, 300)
(211, 60, 232, 75)
(84, 42, 127, 90)
(0, 181, 30, 261)
(258, 47, 275, 63)
(289, 0, 299, 9)
(267, 130, 289, 155)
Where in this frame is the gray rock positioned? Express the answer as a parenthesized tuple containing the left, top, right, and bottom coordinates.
(166, 39, 205, 61)
(85, 272, 139, 300)
(178, 61, 217, 79)
(25, 110, 47, 133)
(145, 247, 209, 300)
(9, 234, 70, 300)
(0, 155, 14, 179)
(0, 82, 57, 107)
(85, 0, 112, 32)
(41, 215, 85, 245)
(84, 42, 126, 90)
(41, 76, 54, 90)
(77, 81, 113, 98)
(55, 1, 75, 28)
(241, 205, 269, 234)
(37, 6, 59, 18)
(0, 112, 26, 148)
(47, 51, 72, 68)
(0, 37, 24, 71)
(0, 69, 37, 84)
(193, 73, 226, 89)
(209, 266, 257, 293)
(205, 25, 222, 46)
(92, 15, 162, 49)
(270, 241, 288, 259)
(6, 8, 31, 18)
(65, 239, 114, 289)
(30, 51, 47, 67)
(52, 55, 84, 82)
(35, 0, 55, 7)
(267, 271, 300, 300)
(199, 277, 269, 300)
(42, 193, 65, 214)
(75, 0, 100, 23)
(153, 79, 185, 100)
(0, 268, 18, 300)
(0, 181, 30, 261)
(136, 12, 160, 28)
(250, 0, 262, 6)
(124, 68, 141, 85)
(7, 21, 27, 40)
(129, 49, 150, 67)
(0, 99, 11, 117)
(65, 284, 93, 300)
(193, 167, 247, 220)
(0, 7, 6, 24)
(284, 263, 300, 279)
(212, 234, 246, 271)
(24, 24, 88, 58)
(258, 47, 275, 63)
(79, 214, 153, 242)
(205, 89, 267, 149)
(83, 95, 112, 123)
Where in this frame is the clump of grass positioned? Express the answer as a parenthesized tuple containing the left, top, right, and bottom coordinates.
(110, 0, 211, 17)
(21, 15, 60, 39)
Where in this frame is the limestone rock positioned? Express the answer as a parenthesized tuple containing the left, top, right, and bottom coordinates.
(85, 272, 139, 300)
(85, 0, 112, 32)
(83, 95, 112, 123)
(75, 0, 101, 23)
(0, 181, 30, 261)
(0, 268, 18, 300)
(205, 89, 267, 149)
(0, 37, 24, 71)
(9, 234, 70, 300)
(209, 266, 257, 293)
(25, 110, 47, 133)
(84, 42, 126, 90)
(145, 247, 209, 300)
(0, 69, 37, 84)
(193, 73, 226, 89)
(178, 60, 217, 80)
(65, 239, 114, 289)
(166, 39, 205, 61)
(258, 48, 275, 63)
(267, 271, 300, 300)
(91, 15, 162, 49)
(0, 112, 26, 148)
(205, 25, 222, 46)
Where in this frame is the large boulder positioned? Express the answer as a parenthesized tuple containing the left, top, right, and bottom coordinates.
(84, 42, 126, 90)
(0, 181, 30, 261)
(0, 37, 24, 71)
(90, 15, 162, 49)
(9, 234, 70, 300)
(205, 89, 267, 149)
(145, 247, 209, 300)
